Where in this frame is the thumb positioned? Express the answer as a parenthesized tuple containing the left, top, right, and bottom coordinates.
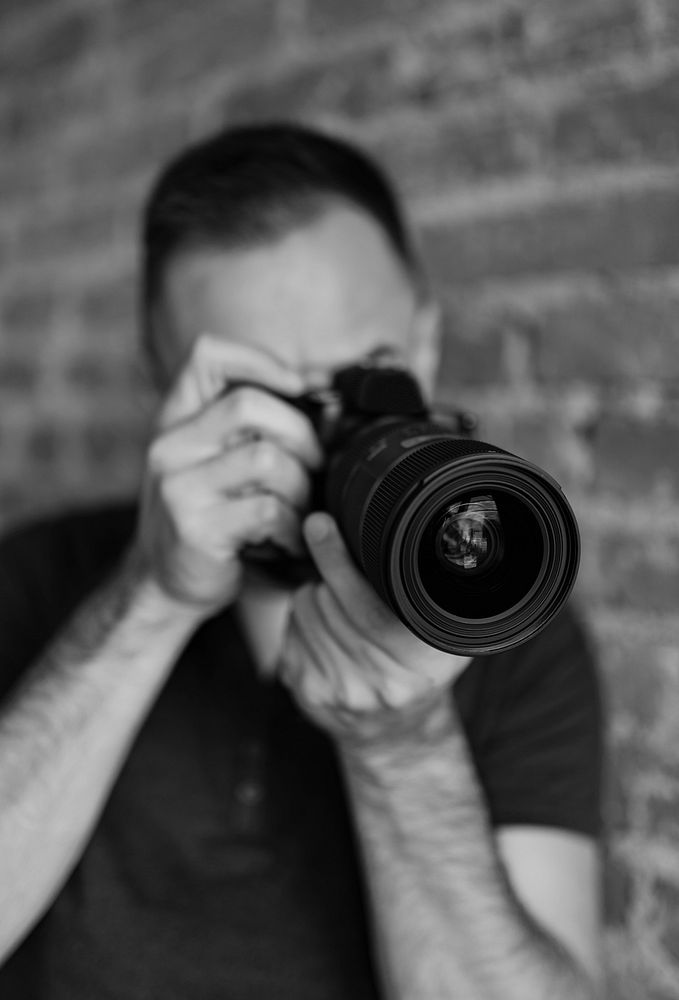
(303, 512, 374, 603)
(303, 512, 398, 631)
(303, 513, 352, 583)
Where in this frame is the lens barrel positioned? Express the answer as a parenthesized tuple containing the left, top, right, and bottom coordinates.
(325, 419, 580, 656)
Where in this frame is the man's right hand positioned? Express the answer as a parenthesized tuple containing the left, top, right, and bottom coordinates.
(135, 336, 323, 612)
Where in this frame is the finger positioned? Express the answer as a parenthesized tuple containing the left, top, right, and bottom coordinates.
(150, 386, 324, 474)
(303, 513, 394, 628)
(314, 579, 415, 704)
(163, 482, 305, 558)
(311, 586, 388, 709)
(279, 589, 338, 706)
(166, 438, 312, 511)
(160, 334, 305, 429)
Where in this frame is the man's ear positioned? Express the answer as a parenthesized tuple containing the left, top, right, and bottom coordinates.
(408, 298, 443, 402)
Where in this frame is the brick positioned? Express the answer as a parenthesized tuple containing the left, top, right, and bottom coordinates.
(593, 532, 679, 614)
(435, 293, 508, 386)
(387, 0, 488, 21)
(0, 74, 111, 148)
(60, 111, 191, 195)
(305, 0, 641, 82)
(113, 0, 192, 38)
(0, 0, 54, 24)
(78, 420, 145, 470)
(420, 174, 679, 284)
(446, 276, 679, 386)
(0, 355, 40, 392)
(526, 276, 679, 383)
(604, 756, 630, 835)
(76, 275, 137, 336)
(220, 42, 410, 122)
(644, 985, 679, 1000)
(591, 634, 667, 730)
(648, 795, 679, 842)
(304, 0, 457, 37)
(0, 9, 97, 80)
(127, 0, 279, 97)
(1, 287, 56, 336)
(481, 412, 583, 487)
(304, 0, 393, 36)
(552, 67, 679, 168)
(25, 424, 62, 466)
(58, 352, 146, 405)
(655, 878, 679, 960)
(222, 1, 633, 125)
(369, 105, 547, 197)
(374, 65, 679, 199)
(304, 0, 500, 39)
(510, 415, 588, 487)
(603, 850, 635, 927)
(62, 355, 121, 393)
(593, 416, 679, 499)
(518, 0, 642, 69)
(600, 642, 679, 784)
(0, 157, 51, 203)
(9, 204, 120, 267)
(219, 0, 644, 135)
(641, 1, 679, 47)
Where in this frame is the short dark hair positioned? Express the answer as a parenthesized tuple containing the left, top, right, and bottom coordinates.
(141, 122, 419, 361)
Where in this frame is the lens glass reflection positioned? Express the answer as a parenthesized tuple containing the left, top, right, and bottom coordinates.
(418, 490, 544, 619)
(434, 495, 503, 575)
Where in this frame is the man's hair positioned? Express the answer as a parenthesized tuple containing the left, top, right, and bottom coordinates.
(141, 122, 420, 361)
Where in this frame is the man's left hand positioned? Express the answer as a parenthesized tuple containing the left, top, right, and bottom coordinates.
(277, 511, 472, 746)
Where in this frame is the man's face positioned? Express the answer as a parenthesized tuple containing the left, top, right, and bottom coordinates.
(153, 204, 439, 397)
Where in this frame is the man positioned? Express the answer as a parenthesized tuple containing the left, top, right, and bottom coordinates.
(0, 123, 603, 998)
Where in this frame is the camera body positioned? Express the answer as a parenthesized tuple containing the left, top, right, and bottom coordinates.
(243, 361, 580, 656)
(291, 360, 475, 498)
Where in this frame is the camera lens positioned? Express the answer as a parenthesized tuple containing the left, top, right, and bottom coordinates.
(325, 420, 580, 656)
(417, 488, 545, 622)
(432, 495, 503, 576)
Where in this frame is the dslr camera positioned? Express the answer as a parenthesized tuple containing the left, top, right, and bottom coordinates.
(243, 360, 580, 657)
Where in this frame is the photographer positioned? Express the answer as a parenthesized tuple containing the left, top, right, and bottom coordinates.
(0, 124, 603, 998)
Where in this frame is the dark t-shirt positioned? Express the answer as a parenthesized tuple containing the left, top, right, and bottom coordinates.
(0, 504, 602, 1000)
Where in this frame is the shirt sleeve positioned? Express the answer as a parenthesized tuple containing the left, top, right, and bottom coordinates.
(458, 605, 603, 838)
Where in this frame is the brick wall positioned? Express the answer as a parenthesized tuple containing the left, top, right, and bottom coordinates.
(1, 1, 678, 995)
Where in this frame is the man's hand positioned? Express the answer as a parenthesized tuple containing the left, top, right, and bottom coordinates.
(135, 336, 323, 612)
(279, 512, 602, 1000)
(278, 511, 471, 745)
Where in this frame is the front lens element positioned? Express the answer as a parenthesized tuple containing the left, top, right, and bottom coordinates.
(434, 495, 503, 575)
(418, 489, 545, 620)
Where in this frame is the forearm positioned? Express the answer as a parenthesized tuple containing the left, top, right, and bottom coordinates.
(339, 698, 599, 1000)
(0, 548, 203, 961)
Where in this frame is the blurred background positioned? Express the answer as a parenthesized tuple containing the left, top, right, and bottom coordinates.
(1, 0, 678, 996)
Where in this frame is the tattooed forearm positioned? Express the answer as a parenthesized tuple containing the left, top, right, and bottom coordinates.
(0, 548, 203, 961)
(340, 698, 601, 1000)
